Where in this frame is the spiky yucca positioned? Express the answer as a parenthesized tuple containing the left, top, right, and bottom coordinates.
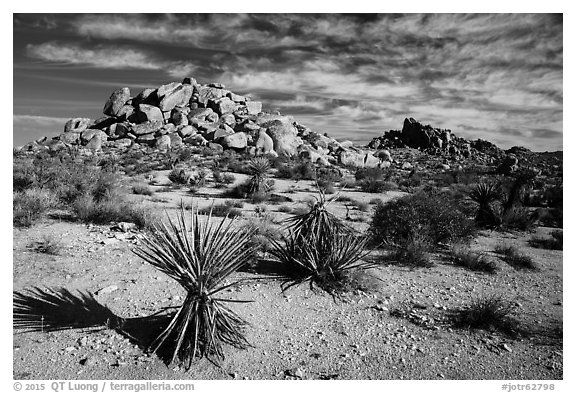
(133, 207, 255, 368)
(246, 156, 272, 194)
(470, 181, 501, 226)
(270, 191, 375, 292)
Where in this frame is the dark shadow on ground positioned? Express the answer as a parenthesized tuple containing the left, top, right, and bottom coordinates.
(13, 287, 179, 365)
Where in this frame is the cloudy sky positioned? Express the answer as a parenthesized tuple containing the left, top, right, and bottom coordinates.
(13, 13, 563, 151)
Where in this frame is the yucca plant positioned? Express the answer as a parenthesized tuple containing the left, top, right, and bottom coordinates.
(133, 206, 256, 368)
(269, 190, 376, 292)
(470, 181, 501, 227)
(246, 156, 272, 194)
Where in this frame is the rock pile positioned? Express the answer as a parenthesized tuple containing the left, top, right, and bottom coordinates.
(368, 117, 473, 158)
(22, 77, 385, 168)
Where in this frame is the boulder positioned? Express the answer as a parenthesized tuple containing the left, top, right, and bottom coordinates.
(497, 154, 519, 174)
(107, 123, 129, 139)
(196, 85, 228, 106)
(255, 130, 274, 154)
(64, 117, 92, 133)
(103, 87, 130, 117)
(210, 97, 238, 115)
(117, 105, 135, 121)
(134, 104, 164, 123)
(112, 138, 133, 149)
(207, 142, 224, 153)
(402, 117, 432, 149)
(188, 108, 215, 122)
(178, 125, 197, 138)
(59, 132, 80, 144)
(338, 149, 379, 168)
(155, 135, 171, 150)
(85, 135, 103, 151)
(246, 101, 262, 115)
(157, 82, 181, 98)
(264, 119, 302, 156)
(89, 116, 116, 130)
(220, 132, 248, 149)
(135, 133, 156, 146)
(219, 113, 236, 127)
(159, 84, 194, 111)
(130, 120, 164, 136)
(132, 88, 158, 107)
(182, 77, 197, 85)
(375, 149, 392, 162)
(183, 134, 208, 146)
(227, 92, 246, 103)
(80, 129, 107, 145)
(170, 108, 189, 126)
(169, 133, 183, 148)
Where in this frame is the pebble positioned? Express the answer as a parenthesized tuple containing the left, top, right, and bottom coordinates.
(97, 285, 118, 295)
(502, 343, 513, 352)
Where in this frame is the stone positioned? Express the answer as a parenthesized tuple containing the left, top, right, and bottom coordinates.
(155, 135, 171, 150)
(196, 85, 228, 106)
(103, 87, 130, 117)
(157, 82, 181, 98)
(64, 117, 92, 133)
(178, 125, 197, 138)
(80, 129, 108, 145)
(159, 84, 194, 111)
(85, 135, 103, 151)
(130, 120, 164, 136)
(227, 92, 246, 103)
(208, 126, 234, 141)
(107, 123, 129, 139)
(116, 105, 135, 121)
(246, 101, 262, 115)
(220, 132, 248, 149)
(183, 134, 208, 146)
(255, 130, 274, 154)
(208, 82, 225, 89)
(262, 117, 302, 156)
(171, 108, 189, 126)
(134, 104, 164, 123)
(338, 149, 379, 168)
(219, 113, 236, 127)
(89, 116, 117, 130)
(210, 97, 238, 115)
(402, 162, 413, 170)
(59, 132, 80, 144)
(188, 108, 215, 122)
(169, 134, 183, 148)
(135, 133, 156, 146)
(132, 88, 158, 107)
(182, 77, 197, 85)
(375, 149, 392, 162)
(207, 142, 224, 153)
(112, 138, 133, 149)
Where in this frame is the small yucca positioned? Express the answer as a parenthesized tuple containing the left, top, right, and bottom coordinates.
(470, 181, 501, 226)
(246, 157, 271, 194)
(133, 206, 256, 368)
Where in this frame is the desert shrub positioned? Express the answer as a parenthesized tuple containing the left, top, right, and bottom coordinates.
(13, 162, 36, 192)
(470, 181, 501, 227)
(494, 244, 538, 270)
(388, 235, 432, 267)
(455, 294, 515, 330)
(369, 198, 382, 205)
(13, 189, 57, 227)
(276, 159, 315, 180)
(132, 184, 154, 196)
(242, 216, 282, 254)
(168, 168, 191, 185)
(133, 208, 255, 367)
(199, 201, 243, 218)
(316, 167, 342, 194)
(339, 178, 358, 189)
(369, 190, 476, 247)
(450, 246, 497, 273)
(213, 170, 235, 185)
(190, 169, 209, 187)
(398, 174, 422, 190)
(359, 179, 397, 193)
(72, 194, 156, 229)
(355, 167, 386, 181)
(353, 200, 370, 212)
(30, 234, 62, 255)
(269, 195, 376, 293)
(529, 230, 562, 250)
(501, 207, 537, 231)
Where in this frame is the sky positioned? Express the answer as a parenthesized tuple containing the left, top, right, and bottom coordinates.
(13, 13, 563, 151)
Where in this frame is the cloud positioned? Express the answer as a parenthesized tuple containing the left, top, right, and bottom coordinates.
(13, 115, 68, 146)
(25, 42, 198, 79)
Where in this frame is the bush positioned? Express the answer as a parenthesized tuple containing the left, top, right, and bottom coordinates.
(199, 201, 243, 218)
(13, 189, 57, 227)
(353, 200, 370, 212)
(132, 184, 154, 196)
(450, 246, 497, 273)
(529, 230, 562, 250)
(494, 244, 538, 270)
(455, 294, 515, 330)
(369, 190, 476, 247)
(213, 170, 236, 185)
(358, 179, 398, 193)
(72, 194, 156, 229)
(168, 168, 191, 185)
(30, 234, 62, 255)
(133, 208, 255, 367)
(501, 207, 537, 231)
(276, 160, 315, 180)
(388, 235, 433, 267)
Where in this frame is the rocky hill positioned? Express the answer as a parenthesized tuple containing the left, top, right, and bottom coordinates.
(17, 77, 561, 175)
